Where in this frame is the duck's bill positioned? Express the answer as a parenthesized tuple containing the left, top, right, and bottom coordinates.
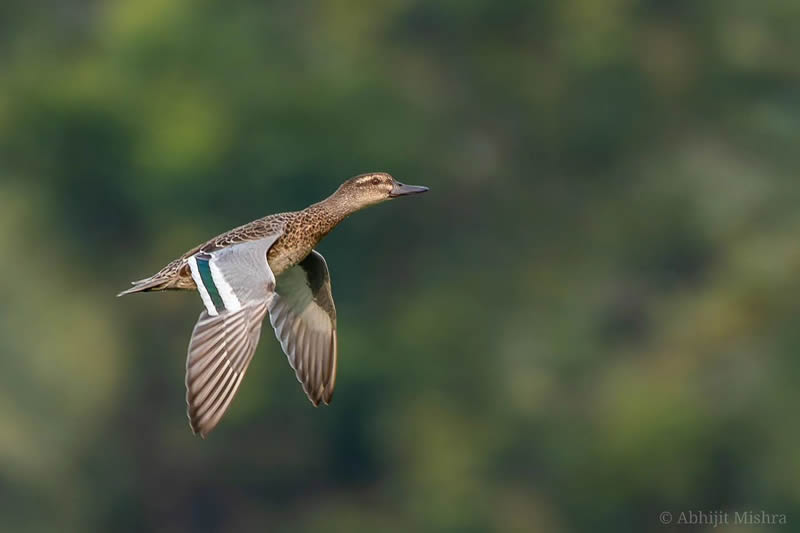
(389, 182, 429, 197)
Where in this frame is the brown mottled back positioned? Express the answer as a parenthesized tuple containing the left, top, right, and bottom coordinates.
(119, 172, 406, 295)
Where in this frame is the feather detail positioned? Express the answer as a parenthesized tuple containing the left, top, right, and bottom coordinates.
(188, 255, 219, 316)
(185, 302, 269, 437)
(268, 250, 338, 406)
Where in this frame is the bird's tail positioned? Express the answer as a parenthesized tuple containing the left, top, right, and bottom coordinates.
(116, 276, 173, 297)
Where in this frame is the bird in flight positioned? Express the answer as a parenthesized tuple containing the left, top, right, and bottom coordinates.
(118, 173, 428, 437)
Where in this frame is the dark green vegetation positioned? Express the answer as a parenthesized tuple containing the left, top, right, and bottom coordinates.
(1, 1, 799, 532)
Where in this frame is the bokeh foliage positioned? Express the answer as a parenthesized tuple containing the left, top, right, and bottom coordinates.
(1, 1, 799, 532)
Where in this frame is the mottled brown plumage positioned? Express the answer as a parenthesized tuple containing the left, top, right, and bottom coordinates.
(118, 172, 428, 437)
(121, 173, 419, 293)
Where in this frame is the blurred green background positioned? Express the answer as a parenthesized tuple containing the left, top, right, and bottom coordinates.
(1, 1, 799, 532)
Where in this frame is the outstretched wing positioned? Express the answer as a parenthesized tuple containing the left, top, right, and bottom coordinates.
(185, 302, 268, 437)
(184, 235, 280, 437)
(268, 250, 338, 406)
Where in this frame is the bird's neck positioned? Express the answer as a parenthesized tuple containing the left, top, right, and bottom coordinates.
(306, 191, 360, 221)
(301, 190, 358, 237)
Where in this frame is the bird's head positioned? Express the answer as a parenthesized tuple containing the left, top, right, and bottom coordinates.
(335, 172, 429, 210)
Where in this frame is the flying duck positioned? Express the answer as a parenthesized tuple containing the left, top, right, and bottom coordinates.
(118, 172, 428, 437)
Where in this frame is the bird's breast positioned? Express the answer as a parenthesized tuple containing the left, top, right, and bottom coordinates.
(267, 233, 315, 277)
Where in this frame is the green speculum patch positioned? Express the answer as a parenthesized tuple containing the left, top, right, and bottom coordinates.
(197, 258, 225, 311)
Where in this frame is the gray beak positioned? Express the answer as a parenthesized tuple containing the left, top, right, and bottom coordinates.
(389, 181, 430, 198)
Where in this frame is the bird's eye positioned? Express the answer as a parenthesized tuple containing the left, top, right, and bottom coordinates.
(372, 177, 380, 185)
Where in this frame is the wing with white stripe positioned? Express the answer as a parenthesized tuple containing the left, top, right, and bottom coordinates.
(187, 234, 281, 316)
(184, 233, 281, 436)
(268, 250, 338, 406)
